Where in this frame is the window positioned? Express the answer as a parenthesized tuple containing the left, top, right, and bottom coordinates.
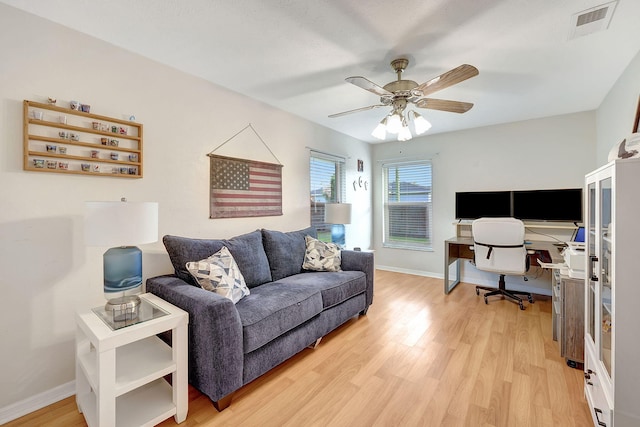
(310, 152, 345, 242)
(382, 160, 432, 250)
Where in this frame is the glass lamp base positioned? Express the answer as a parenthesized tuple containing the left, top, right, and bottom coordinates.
(105, 295, 141, 322)
(331, 224, 346, 247)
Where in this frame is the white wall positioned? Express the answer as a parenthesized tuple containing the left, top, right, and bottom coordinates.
(372, 112, 598, 293)
(596, 50, 640, 165)
(0, 4, 372, 414)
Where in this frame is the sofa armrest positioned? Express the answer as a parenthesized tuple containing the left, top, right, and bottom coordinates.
(340, 250, 374, 308)
(146, 275, 243, 403)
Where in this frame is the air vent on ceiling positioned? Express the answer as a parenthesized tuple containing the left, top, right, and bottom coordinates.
(568, 1, 617, 40)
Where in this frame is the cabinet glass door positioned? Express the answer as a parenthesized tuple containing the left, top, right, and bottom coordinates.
(586, 182, 596, 343)
(600, 177, 612, 377)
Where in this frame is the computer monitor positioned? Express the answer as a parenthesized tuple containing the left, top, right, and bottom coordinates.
(512, 188, 583, 222)
(455, 191, 512, 220)
(573, 226, 585, 243)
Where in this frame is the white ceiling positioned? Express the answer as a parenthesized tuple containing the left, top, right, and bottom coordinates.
(3, 0, 640, 143)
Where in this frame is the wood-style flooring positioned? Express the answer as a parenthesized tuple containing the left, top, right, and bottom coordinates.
(5, 270, 591, 426)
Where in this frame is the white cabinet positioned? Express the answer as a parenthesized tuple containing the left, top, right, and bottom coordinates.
(584, 159, 640, 427)
(75, 293, 188, 427)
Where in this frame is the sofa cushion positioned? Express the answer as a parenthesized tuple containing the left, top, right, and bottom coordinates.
(163, 231, 272, 288)
(302, 235, 342, 272)
(274, 271, 366, 309)
(235, 281, 323, 353)
(261, 227, 317, 281)
(186, 246, 250, 304)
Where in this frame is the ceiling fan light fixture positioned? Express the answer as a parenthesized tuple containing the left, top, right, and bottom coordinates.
(386, 113, 402, 134)
(371, 118, 387, 140)
(397, 125, 412, 141)
(412, 111, 432, 135)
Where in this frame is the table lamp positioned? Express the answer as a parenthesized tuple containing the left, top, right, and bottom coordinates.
(85, 198, 158, 320)
(324, 203, 352, 247)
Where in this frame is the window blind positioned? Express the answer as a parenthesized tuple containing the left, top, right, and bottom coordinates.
(310, 151, 345, 241)
(382, 160, 432, 250)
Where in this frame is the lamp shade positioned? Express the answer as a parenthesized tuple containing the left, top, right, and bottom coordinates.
(324, 203, 352, 225)
(85, 200, 159, 247)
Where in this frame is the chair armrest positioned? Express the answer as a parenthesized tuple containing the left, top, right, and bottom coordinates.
(146, 275, 244, 402)
(340, 250, 375, 308)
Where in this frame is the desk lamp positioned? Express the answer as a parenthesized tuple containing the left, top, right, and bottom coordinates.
(324, 203, 352, 248)
(85, 198, 158, 320)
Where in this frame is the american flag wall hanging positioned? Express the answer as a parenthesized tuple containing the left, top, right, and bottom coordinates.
(209, 154, 283, 218)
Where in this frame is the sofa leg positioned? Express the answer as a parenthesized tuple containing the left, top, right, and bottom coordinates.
(360, 307, 369, 315)
(308, 337, 322, 349)
(213, 394, 233, 411)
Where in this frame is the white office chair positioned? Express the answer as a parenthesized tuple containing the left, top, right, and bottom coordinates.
(472, 217, 533, 310)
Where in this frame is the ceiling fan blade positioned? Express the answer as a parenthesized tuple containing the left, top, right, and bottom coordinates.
(328, 104, 385, 118)
(415, 64, 479, 96)
(415, 98, 474, 113)
(345, 76, 393, 97)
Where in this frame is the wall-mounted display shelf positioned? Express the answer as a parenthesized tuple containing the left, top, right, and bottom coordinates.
(23, 100, 143, 178)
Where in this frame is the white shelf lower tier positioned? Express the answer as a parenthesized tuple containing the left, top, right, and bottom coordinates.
(78, 336, 175, 396)
(78, 378, 176, 427)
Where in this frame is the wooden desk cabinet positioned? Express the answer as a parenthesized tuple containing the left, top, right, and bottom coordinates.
(551, 269, 584, 367)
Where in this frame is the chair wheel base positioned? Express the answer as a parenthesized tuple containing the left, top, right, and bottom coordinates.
(476, 282, 533, 311)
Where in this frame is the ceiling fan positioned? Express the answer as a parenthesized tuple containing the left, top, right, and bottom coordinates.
(329, 58, 479, 141)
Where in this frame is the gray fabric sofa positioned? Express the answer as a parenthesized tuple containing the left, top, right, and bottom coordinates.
(146, 227, 374, 410)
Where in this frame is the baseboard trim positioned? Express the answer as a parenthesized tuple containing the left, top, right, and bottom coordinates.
(0, 381, 75, 424)
(376, 264, 443, 279)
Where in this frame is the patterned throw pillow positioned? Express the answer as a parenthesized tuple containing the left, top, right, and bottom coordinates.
(186, 246, 250, 303)
(302, 235, 342, 272)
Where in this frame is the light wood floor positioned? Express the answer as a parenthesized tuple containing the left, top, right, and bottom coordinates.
(6, 270, 591, 427)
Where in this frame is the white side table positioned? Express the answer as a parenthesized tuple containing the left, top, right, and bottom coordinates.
(75, 293, 188, 427)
